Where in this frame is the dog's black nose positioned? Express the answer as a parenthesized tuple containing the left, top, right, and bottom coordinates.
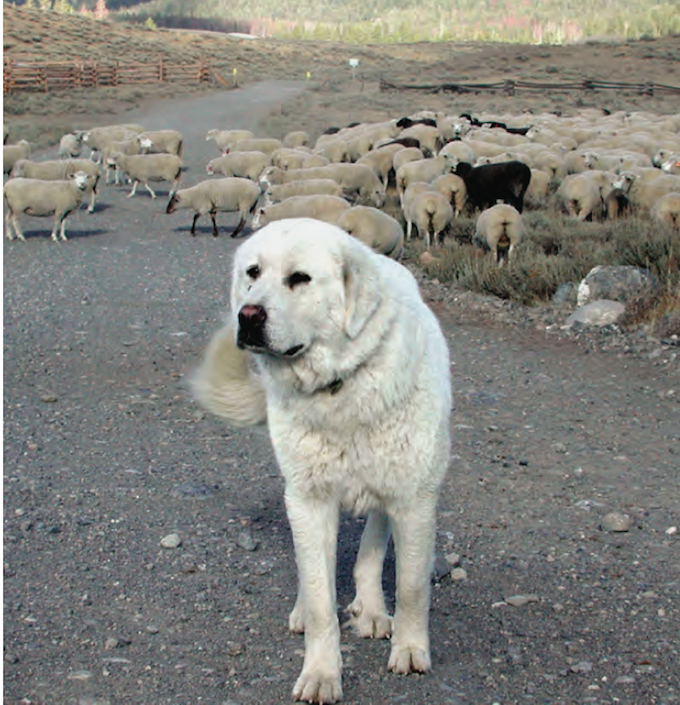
(237, 304, 267, 348)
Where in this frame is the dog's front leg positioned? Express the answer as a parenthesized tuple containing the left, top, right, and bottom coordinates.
(388, 496, 438, 674)
(285, 488, 343, 703)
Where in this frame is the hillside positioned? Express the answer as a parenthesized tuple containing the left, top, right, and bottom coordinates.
(4, 3, 680, 152)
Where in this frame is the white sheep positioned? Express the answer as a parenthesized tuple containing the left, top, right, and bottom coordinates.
(107, 152, 182, 199)
(101, 137, 142, 185)
(10, 158, 101, 213)
(395, 155, 457, 207)
(206, 151, 270, 181)
(166, 177, 262, 238)
(524, 168, 552, 209)
(264, 164, 385, 207)
(437, 140, 475, 165)
(79, 123, 145, 162)
(624, 172, 680, 211)
(228, 137, 282, 157)
(301, 154, 330, 169)
(262, 178, 343, 203)
(556, 170, 615, 221)
(336, 205, 404, 259)
(251, 194, 350, 230)
(356, 143, 403, 188)
(313, 138, 350, 164)
(392, 146, 425, 172)
(282, 131, 310, 149)
(137, 129, 183, 157)
(474, 203, 526, 265)
(403, 187, 454, 249)
(205, 128, 254, 153)
(3, 140, 31, 175)
(399, 124, 440, 156)
(651, 192, 680, 228)
(431, 173, 467, 217)
(4, 171, 96, 242)
(58, 133, 83, 160)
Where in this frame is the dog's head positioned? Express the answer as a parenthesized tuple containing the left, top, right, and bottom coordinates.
(230, 219, 383, 362)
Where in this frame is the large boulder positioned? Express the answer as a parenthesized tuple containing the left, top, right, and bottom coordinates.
(577, 265, 658, 307)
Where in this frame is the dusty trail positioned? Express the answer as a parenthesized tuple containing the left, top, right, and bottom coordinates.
(4, 83, 679, 704)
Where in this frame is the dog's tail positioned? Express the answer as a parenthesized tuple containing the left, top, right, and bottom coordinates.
(190, 324, 267, 427)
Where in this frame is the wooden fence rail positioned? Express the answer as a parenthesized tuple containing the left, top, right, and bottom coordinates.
(380, 76, 680, 97)
(3, 59, 213, 93)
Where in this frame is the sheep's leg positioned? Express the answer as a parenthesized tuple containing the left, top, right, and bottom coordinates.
(231, 214, 246, 238)
(191, 213, 201, 236)
(87, 189, 96, 214)
(144, 182, 157, 199)
(127, 180, 139, 198)
(59, 217, 68, 242)
(210, 211, 219, 237)
(50, 215, 61, 242)
(5, 213, 16, 240)
(405, 219, 412, 241)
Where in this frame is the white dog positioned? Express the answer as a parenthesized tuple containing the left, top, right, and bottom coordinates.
(192, 218, 452, 703)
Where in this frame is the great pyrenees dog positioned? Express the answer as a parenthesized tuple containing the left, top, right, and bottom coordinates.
(192, 218, 452, 703)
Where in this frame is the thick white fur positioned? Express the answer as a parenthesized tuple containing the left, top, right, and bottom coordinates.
(192, 218, 452, 703)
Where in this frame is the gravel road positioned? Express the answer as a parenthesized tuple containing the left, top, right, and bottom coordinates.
(4, 82, 679, 705)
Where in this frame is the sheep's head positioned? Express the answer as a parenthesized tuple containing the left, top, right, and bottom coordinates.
(70, 170, 92, 191)
(166, 192, 181, 214)
(612, 172, 637, 193)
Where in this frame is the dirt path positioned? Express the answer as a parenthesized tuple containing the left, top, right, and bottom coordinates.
(4, 83, 679, 704)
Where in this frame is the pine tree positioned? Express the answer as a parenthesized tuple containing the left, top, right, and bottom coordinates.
(93, 0, 108, 20)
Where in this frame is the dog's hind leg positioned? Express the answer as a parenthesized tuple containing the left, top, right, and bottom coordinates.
(345, 510, 393, 639)
(387, 496, 438, 674)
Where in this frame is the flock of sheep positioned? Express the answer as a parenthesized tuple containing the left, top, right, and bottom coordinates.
(3, 105, 680, 264)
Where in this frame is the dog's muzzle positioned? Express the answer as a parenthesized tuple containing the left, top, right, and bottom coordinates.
(237, 304, 268, 349)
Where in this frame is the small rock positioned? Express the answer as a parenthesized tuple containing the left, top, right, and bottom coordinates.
(570, 660, 593, 673)
(552, 442, 567, 454)
(104, 637, 131, 650)
(4, 653, 19, 664)
(445, 552, 461, 566)
(601, 512, 632, 532)
(614, 674, 636, 684)
(450, 567, 468, 581)
(160, 533, 182, 549)
(236, 530, 258, 552)
(40, 394, 59, 403)
(504, 594, 539, 607)
(431, 553, 450, 582)
(419, 251, 439, 266)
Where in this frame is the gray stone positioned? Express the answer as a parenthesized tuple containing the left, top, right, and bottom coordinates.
(577, 265, 658, 307)
(564, 300, 625, 328)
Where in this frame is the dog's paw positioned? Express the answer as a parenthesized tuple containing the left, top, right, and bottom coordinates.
(344, 598, 392, 639)
(387, 643, 431, 674)
(293, 670, 342, 703)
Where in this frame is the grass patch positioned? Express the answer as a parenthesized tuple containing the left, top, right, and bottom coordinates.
(414, 212, 680, 317)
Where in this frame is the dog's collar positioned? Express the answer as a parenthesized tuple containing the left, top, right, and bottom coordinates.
(322, 378, 344, 395)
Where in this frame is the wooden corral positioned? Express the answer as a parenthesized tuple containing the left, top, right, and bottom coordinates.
(3, 58, 213, 93)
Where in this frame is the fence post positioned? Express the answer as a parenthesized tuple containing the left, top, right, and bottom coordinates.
(4, 60, 13, 94)
(159, 58, 165, 82)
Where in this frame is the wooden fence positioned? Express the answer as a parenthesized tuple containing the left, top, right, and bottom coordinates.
(3, 59, 213, 93)
(380, 76, 680, 97)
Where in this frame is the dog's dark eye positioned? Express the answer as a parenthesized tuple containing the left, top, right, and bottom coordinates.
(246, 265, 260, 280)
(287, 271, 311, 289)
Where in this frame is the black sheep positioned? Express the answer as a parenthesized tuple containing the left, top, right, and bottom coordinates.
(455, 160, 532, 213)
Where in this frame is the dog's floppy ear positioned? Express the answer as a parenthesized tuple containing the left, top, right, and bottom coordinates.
(342, 243, 382, 339)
